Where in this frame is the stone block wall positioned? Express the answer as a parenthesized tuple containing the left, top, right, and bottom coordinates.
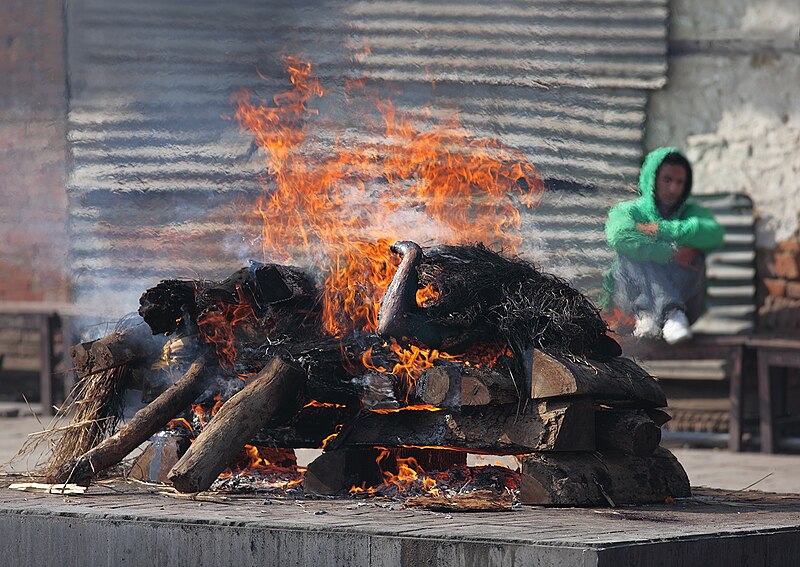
(646, 0, 800, 248)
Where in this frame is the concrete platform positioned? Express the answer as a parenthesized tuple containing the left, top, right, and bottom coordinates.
(3, 479, 800, 567)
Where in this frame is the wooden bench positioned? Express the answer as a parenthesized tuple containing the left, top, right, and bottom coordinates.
(618, 193, 757, 451)
(746, 336, 800, 453)
(0, 301, 81, 415)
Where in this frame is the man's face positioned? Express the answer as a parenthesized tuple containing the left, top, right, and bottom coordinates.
(655, 163, 687, 210)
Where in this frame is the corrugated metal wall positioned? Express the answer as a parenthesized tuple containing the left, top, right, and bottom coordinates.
(66, 0, 668, 312)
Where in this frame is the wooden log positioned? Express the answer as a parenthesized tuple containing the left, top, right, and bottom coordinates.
(251, 404, 358, 448)
(519, 447, 691, 507)
(70, 321, 159, 379)
(596, 409, 661, 456)
(415, 365, 519, 408)
(328, 399, 595, 454)
(258, 336, 400, 407)
(49, 351, 216, 485)
(523, 348, 667, 408)
(391, 447, 467, 473)
(128, 434, 190, 484)
(168, 357, 306, 493)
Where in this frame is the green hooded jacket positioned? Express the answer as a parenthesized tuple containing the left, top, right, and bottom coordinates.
(599, 146, 725, 306)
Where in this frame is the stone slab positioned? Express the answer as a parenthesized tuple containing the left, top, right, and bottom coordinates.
(3, 479, 800, 566)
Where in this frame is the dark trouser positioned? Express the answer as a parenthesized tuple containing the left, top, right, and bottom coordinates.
(612, 254, 707, 326)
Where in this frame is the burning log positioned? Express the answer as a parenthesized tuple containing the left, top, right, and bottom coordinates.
(519, 447, 691, 506)
(415, 365, 518, 408)
(595, 409, 662, 457)
(50, 351, 216, 485)
(251, 404, 358, 448)
(328, 399, 595, 454)
(138, 264, 319, 336)
(524, 349, 667, 408)
(169, 356, 306, 493)
(70, 320, 158, 379)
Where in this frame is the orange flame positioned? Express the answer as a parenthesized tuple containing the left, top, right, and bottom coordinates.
(361, 339, 453, 403)
(196, 286, 260, 371)
(604, 307, 636, 335)
(349, 448, 439, 497)
(415, 283, 440, 307)
(233, 56, 544, 338)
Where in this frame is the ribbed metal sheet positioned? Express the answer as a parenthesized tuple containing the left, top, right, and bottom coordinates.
(66, 0, 667, 312)
(691, 193, 756, 335)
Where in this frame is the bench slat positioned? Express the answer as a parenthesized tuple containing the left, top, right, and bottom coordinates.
(640, 359, 728, 381)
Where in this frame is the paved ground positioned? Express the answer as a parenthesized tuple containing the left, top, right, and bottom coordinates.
(3, 405, 800, 493)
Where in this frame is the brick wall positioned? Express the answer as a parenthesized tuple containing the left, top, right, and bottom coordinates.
(0, 0, 69, 395)
(0, 0, 69, 303)
(757, 238, 800, 334)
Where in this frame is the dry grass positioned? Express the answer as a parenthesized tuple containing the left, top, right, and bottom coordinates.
(12, 366, 128, 480)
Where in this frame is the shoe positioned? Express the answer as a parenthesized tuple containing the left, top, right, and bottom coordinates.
(662, 310, 692, 345)
(633, 313, 660, 338)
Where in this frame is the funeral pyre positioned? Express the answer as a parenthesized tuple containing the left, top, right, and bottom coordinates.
(44, 58, 689, 509)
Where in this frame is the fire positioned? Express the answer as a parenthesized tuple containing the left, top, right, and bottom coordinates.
(321, 239, 400, 336)
(361, 339, 453, 403)
(604, 307, 636, 335)
(349, 448, 439, 497)
(415, 283, 439, 307)
(460, 340, 513, 368)
(196, 286, 262, 371)
(383, 455, 439, 497)
(218, 445, 301, 486)
(191, 395, 224, 430)
(233, 55, 544, 338)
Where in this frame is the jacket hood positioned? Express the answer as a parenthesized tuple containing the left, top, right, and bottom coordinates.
(638, 146, 692, 219)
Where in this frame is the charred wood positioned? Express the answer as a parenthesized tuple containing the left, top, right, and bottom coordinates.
(595, 409, 662, 456)
(524, 348, 667, 408)
(169, 356, 306, 493)
(258, 335, 402, 407)
(251, 404, 358, 448)
(519, 447, 691, 506)
(50, 351, 216, 485)
(415, 365, 519, 408)
(69, 321, 159, 379)
(328, 399, 595, 454)
(138, 264, 319, 336)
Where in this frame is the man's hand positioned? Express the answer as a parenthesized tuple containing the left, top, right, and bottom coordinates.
(636, 222, 659, 236)
(673, 247, 701, 267)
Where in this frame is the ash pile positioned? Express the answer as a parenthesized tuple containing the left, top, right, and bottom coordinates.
(48, 241, 689, 509)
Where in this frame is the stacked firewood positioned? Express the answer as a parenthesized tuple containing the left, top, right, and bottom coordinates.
(303, 349, 689, 506)
(49, 242, 690, 507)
